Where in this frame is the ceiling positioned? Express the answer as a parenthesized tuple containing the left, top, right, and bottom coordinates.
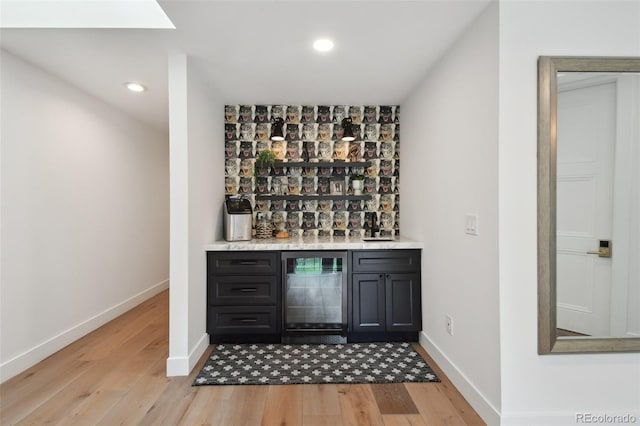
(0, 1, 492, 135)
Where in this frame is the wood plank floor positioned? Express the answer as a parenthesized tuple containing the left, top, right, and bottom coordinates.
(0, 290, 485, 425)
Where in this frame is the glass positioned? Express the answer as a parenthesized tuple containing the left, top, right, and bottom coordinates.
(283, 253, 346, 332)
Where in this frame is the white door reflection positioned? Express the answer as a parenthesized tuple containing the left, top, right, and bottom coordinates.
(557, 72, 640, 338)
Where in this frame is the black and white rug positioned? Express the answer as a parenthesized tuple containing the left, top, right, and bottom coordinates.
(193, 342, 440, 386)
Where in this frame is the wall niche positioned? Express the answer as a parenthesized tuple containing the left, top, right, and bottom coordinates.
(224, 104, 400, 237)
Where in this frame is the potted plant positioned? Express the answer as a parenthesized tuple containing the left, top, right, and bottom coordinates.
(255, 149, 276, 177)
(256, 149, 276, 168)
(350, 173, 364, 195)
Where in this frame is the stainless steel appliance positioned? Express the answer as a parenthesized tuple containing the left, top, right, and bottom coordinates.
(223, 197, 253, 241)
(281, 251, 348, 343)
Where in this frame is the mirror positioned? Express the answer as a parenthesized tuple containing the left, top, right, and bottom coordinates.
(538, 56, 640, 354)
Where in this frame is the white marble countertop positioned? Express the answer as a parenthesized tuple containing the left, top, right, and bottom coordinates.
(206, 235, 423, 251)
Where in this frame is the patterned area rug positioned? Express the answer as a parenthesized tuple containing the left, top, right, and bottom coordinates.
(193, 342, 440, 386)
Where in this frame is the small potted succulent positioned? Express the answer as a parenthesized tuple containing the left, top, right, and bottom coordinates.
(350, 173, 365, 195)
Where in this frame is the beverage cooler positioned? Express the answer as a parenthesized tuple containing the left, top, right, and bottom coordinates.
(281, 251, 348, 343)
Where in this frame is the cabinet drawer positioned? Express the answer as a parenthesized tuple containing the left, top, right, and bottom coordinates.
(208, 306, 278, 335)
(352, 250, 421, 273)
(208, 251, 279, 275)
(209, 275, 277, 306)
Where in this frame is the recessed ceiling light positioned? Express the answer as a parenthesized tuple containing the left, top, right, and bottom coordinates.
(125, 82, 146, 92)
(313, 39, 334, 52)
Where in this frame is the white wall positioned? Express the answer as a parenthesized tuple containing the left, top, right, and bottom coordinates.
(167, 51, 190, 375)
(498, 2, 640, 424)
(402, 4, 501, 425)
(0, 50, 169, 383)
(186, 58, 224, 362)
(166, 52, 223, 376)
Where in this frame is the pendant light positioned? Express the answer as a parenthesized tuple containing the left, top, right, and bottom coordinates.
(270, 117, 285, 141)
(341, 117, 355, 142)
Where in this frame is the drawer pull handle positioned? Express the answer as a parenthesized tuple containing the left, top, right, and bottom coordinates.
(230, 260, 259, 265)
(233, 318, 258, 323)
(235, 288, 257, 293)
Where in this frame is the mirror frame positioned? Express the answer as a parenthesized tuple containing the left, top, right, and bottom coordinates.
(538, 56, 640, 354)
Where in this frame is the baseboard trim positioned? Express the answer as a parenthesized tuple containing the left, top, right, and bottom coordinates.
(166, 332, 209, 376)
(0, 279, 169, 384)
(419, 331, 501, 426)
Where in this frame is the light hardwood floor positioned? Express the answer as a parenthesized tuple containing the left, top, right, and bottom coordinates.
(0, 290, 485, 425)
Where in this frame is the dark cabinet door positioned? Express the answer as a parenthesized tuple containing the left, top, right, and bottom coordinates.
(385, 273, 421, 332)
(352, 273, 385, 332)
(353, 272, 421, 333)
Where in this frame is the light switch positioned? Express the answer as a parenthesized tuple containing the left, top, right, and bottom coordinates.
(465, 213, 478, 236)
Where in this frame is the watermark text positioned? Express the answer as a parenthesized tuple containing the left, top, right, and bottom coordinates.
(576, 413, 638, 424)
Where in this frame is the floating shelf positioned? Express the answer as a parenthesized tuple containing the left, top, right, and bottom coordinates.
(270, 160, 371, 168)
(255, 194, 372, 201)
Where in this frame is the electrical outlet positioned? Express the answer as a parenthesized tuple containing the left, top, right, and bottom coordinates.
(446, 315, 453, 335)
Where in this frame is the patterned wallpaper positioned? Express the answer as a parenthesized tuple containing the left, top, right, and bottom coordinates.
(224, 105, 400, 237)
